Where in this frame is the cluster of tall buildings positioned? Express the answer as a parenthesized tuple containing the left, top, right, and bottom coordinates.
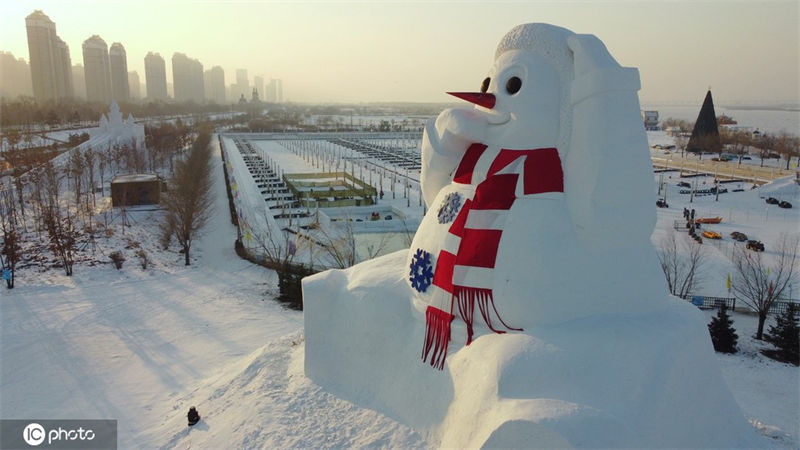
(1, 10, 283, 105)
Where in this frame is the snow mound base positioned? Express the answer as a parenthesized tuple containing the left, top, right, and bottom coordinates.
(304, 251, 764, 448)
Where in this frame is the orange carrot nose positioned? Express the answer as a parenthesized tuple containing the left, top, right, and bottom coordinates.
(447, 92, 496, 109)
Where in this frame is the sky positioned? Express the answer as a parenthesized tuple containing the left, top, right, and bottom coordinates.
(1, 0, 798, 105)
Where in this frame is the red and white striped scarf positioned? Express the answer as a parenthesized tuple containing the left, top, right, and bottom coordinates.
(423, 144, 564, 369)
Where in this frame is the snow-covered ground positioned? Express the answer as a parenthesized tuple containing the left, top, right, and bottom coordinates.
(1, 132, 798, 448)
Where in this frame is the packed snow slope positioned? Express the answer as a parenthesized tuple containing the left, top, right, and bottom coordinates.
(0, 137, 423, 448)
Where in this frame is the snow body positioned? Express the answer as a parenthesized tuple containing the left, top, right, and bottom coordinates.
(304, 23, 763, 447)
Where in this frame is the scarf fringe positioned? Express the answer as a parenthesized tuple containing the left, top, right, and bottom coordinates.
(422, 306, 455, 370)
(456, 286, 523, 339)
(455, 288, 476, 345)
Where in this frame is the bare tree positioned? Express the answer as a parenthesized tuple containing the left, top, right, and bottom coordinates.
(657, 231, 705, 298)
(774, 131, 799, 171)
(43, 203, 78, 276)
(674, 134, 689, 158)
(98, 152, 107, 196)
(316, 221, 356, 269)
(84, 146, 96, 209)
(68, 148, 85, 209)
(755, 133, 775, 167)
(0, 187, 22, 288)
(363, 232, 392, 260)
(161, 127, 214, 265)
(732, 234, 799, 340)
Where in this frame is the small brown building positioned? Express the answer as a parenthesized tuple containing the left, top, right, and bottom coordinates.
(111, 174, 161, 206)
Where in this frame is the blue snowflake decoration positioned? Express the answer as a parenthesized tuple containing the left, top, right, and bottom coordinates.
(437, 192, 462, 224)
(409, 248, 434, 293)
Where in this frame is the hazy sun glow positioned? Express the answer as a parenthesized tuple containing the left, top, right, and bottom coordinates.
(1, 0, 798, 104)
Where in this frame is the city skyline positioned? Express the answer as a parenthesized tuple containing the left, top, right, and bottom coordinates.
(0, 1, 798, 104)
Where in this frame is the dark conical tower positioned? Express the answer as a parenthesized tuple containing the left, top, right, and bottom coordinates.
(687, 90, 721, 154)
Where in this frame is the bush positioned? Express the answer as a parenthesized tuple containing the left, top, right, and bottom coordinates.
(135, 249, 148, 270)
(109, 251, 125, 270)
(708, 305, 738, 353)
(762, 303, 800, 365)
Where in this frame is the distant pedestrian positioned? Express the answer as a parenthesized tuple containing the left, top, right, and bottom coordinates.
(188, 406, 200, 426)
(690, 209, 695, 220)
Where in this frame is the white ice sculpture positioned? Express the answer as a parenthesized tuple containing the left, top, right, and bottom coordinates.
(93, 102, 144, 149)
(303, 23, 762, 448)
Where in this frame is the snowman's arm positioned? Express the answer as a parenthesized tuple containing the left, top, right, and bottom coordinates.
(420, 109, 487, 206)
(421, 118, 456, 206)
(565, 34, 656, 249)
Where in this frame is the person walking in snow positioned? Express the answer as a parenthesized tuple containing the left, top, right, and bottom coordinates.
(188, 406, 200, 426)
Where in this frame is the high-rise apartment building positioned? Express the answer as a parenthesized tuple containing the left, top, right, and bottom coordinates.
(109, 42, 130, 102)
(232, 69, 249, 102)
(267, 78, 283, 103)
(71, 64, 86, 99)
(25, 10, 73, 101)
(128, 71, 141, 100)
(205, 66, 225, 104)
(0, 52, 33, 99)
(253, 75, 264, 101)
(172, 53, 204, 103)
(82, 35, 112, 104)
(144, 52, 168, 101)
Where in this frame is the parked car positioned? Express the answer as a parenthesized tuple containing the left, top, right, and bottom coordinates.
(741, 155, 752, 160)
(746, 240, 765, 252)
(656, 199, 668, 208)
(730, 231, 748, 242)
(779, 200, 792, 209)
(678, 181, 691, 188)
(766, 197, 779, 205)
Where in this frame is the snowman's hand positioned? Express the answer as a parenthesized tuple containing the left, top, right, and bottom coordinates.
(420, 107, 488, 206)
(434, 107, 489, 153)
(567, 34, 621, 78)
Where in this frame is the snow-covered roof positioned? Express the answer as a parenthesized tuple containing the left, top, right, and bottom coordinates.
(111, 174, 159, 183)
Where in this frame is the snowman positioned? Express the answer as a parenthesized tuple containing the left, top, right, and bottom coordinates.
(304, 23, 760, 448)
(407, 23, 665, 369)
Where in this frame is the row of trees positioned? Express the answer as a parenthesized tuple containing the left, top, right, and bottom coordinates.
(657, 232, 799, 341)
(0, 97, 233, 129)
(662, 116, 799, 169)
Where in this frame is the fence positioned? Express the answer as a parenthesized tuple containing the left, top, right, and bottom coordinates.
(769, 300, 800, 316)
(679, 295, 736, 310)
(680, 294, 799, 315)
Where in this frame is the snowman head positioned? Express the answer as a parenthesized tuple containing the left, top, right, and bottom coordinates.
(449, 23, 574, 151)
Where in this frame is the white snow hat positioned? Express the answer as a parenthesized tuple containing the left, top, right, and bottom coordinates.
(495, 23, 574, 75)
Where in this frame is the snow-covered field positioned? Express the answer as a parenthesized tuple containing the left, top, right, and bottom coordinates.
(1, 133, 798, 448)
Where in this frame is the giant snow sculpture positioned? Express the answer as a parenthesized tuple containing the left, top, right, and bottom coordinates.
(303, 23, 763, 448)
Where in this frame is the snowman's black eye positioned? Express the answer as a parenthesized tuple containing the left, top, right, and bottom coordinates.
(480, 77, 490, 93)
(506, 76, 522, 95)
